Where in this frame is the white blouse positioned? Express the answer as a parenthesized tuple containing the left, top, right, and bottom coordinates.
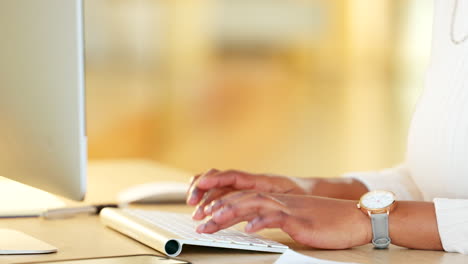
(345, 0, 468, 254)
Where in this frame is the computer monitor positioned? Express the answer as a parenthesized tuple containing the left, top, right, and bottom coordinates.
(0, 0, 87, 201)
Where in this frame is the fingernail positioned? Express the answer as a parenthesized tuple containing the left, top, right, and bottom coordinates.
(197, 224, 206, 233)
(204, 205, 212, 215)
(245, 222, 253, 231)
(189, 196, 197, 205)
(213, 209, 224, 219)
(188, 194, 200, 206)
(197, 207, 205, 217)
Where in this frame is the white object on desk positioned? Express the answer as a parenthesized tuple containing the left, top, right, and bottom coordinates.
(117, 182, 189, 204)
(100, 208, 288, 257)
(0, 177, 65, 217)
(0, 229, 57, 255)
(274, 249, 361, 264)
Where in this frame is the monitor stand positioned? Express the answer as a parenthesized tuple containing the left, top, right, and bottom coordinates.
(0, 177, 63, 255)
(0, 177, 66, 217)
(0, 229, 57, 255)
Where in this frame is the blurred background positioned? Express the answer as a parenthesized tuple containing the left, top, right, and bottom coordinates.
(84, 0, 434, 178)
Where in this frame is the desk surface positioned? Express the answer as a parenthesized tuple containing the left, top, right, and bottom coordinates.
(1, 160, 468, 264)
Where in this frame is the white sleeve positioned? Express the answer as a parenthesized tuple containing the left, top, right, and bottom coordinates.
(434, 198, 468, 254)
(342, 165, 423, 201)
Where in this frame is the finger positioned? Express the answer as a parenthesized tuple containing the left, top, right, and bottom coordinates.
(245, 211, 290, 233)
(198, 193, 289, 233)
(203, 190, 250, 216)
(188, 174, 201, 192)
(186, 174, 201, 196)
(204, 190, 288, 216)
(212, 193, 288, 224)
(195, 170, 264, 192)
(200, 187, 234, 210)
(196, 213, 257, 234)
(187, 168, 219, 205)
(192, 188, 233, 220)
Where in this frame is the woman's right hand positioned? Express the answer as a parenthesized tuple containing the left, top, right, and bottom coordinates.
(186, 169, 312, 220)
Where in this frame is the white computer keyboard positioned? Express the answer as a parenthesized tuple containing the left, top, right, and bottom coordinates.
(100, 208, 288, 257)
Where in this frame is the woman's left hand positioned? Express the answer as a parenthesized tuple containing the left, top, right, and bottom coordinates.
(196, 191, 372, 249)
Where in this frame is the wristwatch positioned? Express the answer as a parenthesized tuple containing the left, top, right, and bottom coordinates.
(357, 190, 396, 249)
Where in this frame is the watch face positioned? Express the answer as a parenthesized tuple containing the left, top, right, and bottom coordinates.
(360, 190, 395, 210)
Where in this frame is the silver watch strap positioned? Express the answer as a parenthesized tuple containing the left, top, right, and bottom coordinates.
(370, 213, 391, 249)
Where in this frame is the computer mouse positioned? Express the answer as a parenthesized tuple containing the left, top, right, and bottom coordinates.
(117, 182, 190, 205)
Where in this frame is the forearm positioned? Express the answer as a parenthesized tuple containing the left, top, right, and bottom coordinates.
(390, 201, 443, 250)
(304, 178, 444, 250)
(307, 178, 369, 200)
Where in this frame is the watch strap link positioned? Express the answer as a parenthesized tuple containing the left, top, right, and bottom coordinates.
(370, 213, 391, 249)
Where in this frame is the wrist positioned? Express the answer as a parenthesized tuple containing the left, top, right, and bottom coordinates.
(338, 199, 373, 247)
(354, 201, 373, 246)
(312, 178, 368, 200)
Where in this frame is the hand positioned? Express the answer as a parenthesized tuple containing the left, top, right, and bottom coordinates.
(186, 169, 311, 220)
(196, 191, 372, 249)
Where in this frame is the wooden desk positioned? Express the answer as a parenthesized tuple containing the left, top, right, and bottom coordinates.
(1, 160, 467, 264)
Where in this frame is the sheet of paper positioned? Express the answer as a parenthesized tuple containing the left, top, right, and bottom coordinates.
(274, 249, 362, 264)
(0, 229, 57, 254)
